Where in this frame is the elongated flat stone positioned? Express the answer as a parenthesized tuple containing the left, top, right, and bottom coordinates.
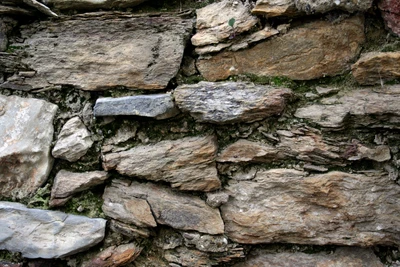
(10, 13, 192, 91)
(47, 0, 148, 10)
(174, 82, 293, 124)
(196, 16, 364, 81)
(0, 95, 58, 199)
(93, 94, 179, 120)
(221, 169, 400, 246)
(103, 180, 225, 234)
(0, 201, 106, 258)
(102, 136, 221, 192)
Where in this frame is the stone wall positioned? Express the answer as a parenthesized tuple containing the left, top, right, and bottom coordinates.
(1, 0, 400, 266)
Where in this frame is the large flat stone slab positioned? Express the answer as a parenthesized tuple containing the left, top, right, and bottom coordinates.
(174, 82, 293, 124)
(0, 201, 106, 258)
(196, 15, 364, 81)
(103, 180, 225, 234)
(295, 86, 400, 129)
(102, 136, 221, 192)
(0, 95, 58, 199)
(9, 13, 192, 91)
(221, 169, 400, 246)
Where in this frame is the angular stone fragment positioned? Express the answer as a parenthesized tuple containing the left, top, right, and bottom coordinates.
(52, 117, 93, 162)
(352, 52, 400, 85)
(197, 16, 364, 81)
(252, 0, 298, 17)
(0, 95, 57, 199)
(182, 232, 229, 253)
(233, 247, 384, 267)
(191, 0, 258, 47)
(174, 82, 293, 124)
(12, 13, 192, 91)
(47, 0, 147, 10)
(50, 170, 109, 207)
(94, 94, 179, 120)
(221, 169, 400, 246)
(295, 86, 400, 129)
(103, 180, 225, 234)
(81, 243, 142, 267)
(346, 144, 391, 162)
(206, 191, 230, 208)
(102, 136, 221, 192)
(0, 201, 106, 258)
(379, 0, 400, 37)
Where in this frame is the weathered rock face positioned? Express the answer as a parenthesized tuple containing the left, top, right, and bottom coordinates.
(81, 243, 142, 267)
(295, 86, 400, 129)
(221, 169, 400, 246)
(379, 0, 400, 37)
(233, 247, 384, 267)
(103, 179, 225, 234)
(8, 13, 192, 91)
(174, 82, 293, 124)
(47, 0, 147, 10)
(52, 117, 93, 162)
(196, 15, 365, 81)
(352, 52, 400, 85)
(50, 170, 110, 207)
(93, 94, 179, 120)
(191, 0, 258, 47)
(0, 201, 106, 258)
(0, 95, 57, 199)
(252, 0, 298, 17)
(102, 136, 221, 192)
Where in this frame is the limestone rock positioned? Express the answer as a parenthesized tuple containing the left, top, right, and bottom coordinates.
(174, 82, 293, 124)
(0, 201, 106, 258)
(197, 15, 364, 81)
(352, 52, 400, 85)
(102, 136, 221, 192)
(94, 94, 179, 120)
(47, 0, 147, 10)
(295, 86, 400, 129)
(50, 170, 110, 207)
(52, 117, 93, 162)
(379, 0, 400, 37)
(11, 13, 192, 91)
(221, 169, 400, 246)
(103, 179, 225, 234)
(191, 0, 259, 47)
(233, 247, 384, 267)
(81, 243, 142, 267)
(0, 95, 57, 199)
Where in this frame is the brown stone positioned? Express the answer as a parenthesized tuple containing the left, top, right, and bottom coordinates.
(196, 15, 364, 81)
(252, 0, 298, 17)
(221, 169, 400, 246)
(352, 52, 400, 85)
(233, 247, 384, 267)
(103, 179, 225, 234)
(174, 82, 293, 124)
(10, 13, 192, 91)
(82, 243, 142, 267)
(102, 136, 221, 192)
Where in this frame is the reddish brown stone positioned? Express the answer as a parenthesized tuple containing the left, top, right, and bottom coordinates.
(379, 0, 400, 36)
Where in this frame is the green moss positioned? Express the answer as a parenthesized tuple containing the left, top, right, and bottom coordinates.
(61, 190, 105, 218)
(26, 183, 51, 209)
(0, 250, 24, 263)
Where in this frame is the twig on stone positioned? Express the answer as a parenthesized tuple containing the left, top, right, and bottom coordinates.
(22, 0, 58, 17)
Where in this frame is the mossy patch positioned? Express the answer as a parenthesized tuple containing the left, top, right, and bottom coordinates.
(61, 189, 105, 218)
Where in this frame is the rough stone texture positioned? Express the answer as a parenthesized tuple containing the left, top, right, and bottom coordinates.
(206, 191, 230, 208)
(252, 0, 299, 17)
(221, 169, 400, 246)
(352, 52, 400, 85)
(103, 179, 225, 234)
(174, 82, 293, 124)
(295, 86, 400, 129)
(182, 232, 229, 253)
(47, 0, 147, 10)
(52, 117, 93, 162)
(93, 94, 179, 120)
(0, 53, 28, 74)
(81, 243, 142, 267)
(50, 170, 110, 207)
(0, 95, 57, 199)
(379, 0, 400, 37)
(191, 0, 258, 47)
(196, 15, 364, 81)
(233, 247, 384, 267)
(0, 201, 106, 258)
(102, 136, 221, 192)
(10, 13, 192, 91)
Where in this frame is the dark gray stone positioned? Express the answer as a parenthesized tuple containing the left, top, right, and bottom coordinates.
(94, 94, 179, 120)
